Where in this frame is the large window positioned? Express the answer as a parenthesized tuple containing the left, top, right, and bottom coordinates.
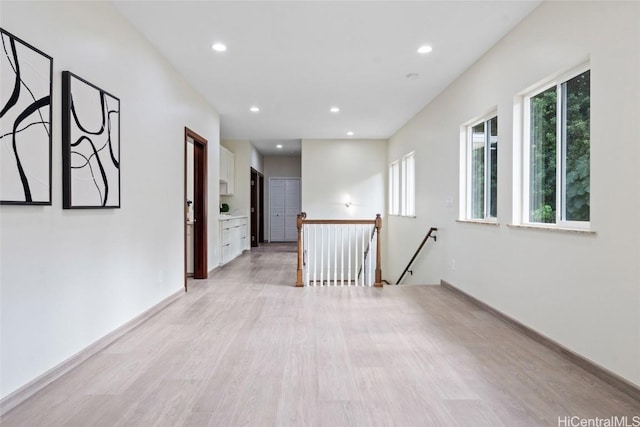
(389, 160, 399, 215)
(389, 152, 415, 217)
(525, 67, 590, 227)
(466, 115, 498, 220)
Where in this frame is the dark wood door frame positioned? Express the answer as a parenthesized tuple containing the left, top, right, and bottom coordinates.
(250, 168, 264, 247)
(258, 174, 265, 243)
(184, 127, 208, 291)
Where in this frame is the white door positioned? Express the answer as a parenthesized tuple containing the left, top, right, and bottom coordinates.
(284, 179, 300, 241)
(270, 178, 301, 242)
(270, 179, 286, 242)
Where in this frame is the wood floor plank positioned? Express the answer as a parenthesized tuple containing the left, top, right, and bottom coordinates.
(177, 411, 212, 427)
(2, 242, 639, 427)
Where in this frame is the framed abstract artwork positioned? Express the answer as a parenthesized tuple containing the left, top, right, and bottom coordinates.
(62, 71, 120, 209)
(0, 28, 53, 205)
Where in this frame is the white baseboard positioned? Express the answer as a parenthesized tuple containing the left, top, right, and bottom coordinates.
(0, 288, 183, 416)
(440, 280, 640, 401)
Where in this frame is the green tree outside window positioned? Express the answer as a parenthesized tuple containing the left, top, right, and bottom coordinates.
(529, 70, 590, 224)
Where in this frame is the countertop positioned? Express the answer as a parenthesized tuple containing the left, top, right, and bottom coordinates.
(219, 214, 248, 221)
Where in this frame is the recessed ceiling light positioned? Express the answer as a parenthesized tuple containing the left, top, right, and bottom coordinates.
(330, 106, 340, 113)
(212, 43, 227, 52)
(250, 106, 260, 113)
(417, 45, 433, 54)
(276, 144, 283, 149)
(346, 131, 354, 136)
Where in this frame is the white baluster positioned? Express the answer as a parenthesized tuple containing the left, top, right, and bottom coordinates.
(340, 226, 344, 286)
(368, 227, 373, 287)
(320, 224, 324, 286)
(333, 225, 342, 286)
(303, 224, 307, 287)
(331, 224, 335, 287)
(361, 224, 365, 287)
(356, 225, 359, 287)
(331, 224, 334, 287)
(354, 225, 358, 287)
(326, 224, 329, 286)
(313, 225, 317, 286)
(327, 225, 336, 283)
(303, 224, 311, 286)
(348, 225, 352, 286)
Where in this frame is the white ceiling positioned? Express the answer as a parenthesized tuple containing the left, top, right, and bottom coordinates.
(112, 1, 540, 153)
(251, 139, 301, 156)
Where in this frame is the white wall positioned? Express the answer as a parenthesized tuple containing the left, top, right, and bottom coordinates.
(263, 155, 301, 241)
(387, 1, 640, 386)
(250, 143, 264, 174)
(301, 139, 386, 220)
(0, 1, 221, 398)
(264, 155, 301, 178)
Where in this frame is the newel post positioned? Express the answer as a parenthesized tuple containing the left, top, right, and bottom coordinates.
(295, 212, 306, 287)
(374, 213, 383, 287)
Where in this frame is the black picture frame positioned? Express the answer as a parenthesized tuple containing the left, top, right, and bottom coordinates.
(0, 28, 53, 205)
(62, 71, 120, 209)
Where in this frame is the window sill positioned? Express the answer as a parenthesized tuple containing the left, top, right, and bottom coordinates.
(389, 214, 416, 218)
(507, 223, 596, 235)
(456, 219, 499, 226)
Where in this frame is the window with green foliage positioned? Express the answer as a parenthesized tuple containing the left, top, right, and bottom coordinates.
(467, 116, 498, 220)
(526, 67, 590, 226)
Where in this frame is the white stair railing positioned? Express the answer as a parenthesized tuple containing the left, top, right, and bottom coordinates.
(296, 213, 382, 287)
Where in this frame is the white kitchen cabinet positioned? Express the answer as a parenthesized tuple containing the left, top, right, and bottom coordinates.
(220, 216, 248, 265)
(219, 146, 235, 196)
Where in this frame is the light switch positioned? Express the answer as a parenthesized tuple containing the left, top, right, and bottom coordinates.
(445, 196, 453, 208)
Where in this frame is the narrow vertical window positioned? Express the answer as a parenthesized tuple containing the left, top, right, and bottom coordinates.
(563, 71, 590, 222)
(402, 152, 415, 216)
(465, 115, 498, 220)
(529, 86, 557, 223)
(488, 117, 498, 218)
(389, 160, 399, 215)
(525, 67, 590, 227)
(470, 122, 486, 219)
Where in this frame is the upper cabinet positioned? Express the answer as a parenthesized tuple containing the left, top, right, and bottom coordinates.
(220, 146, 235, 196)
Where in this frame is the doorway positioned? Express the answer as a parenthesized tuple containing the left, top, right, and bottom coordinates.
(250, 168, 265, 247)
(259, 174, 265, 243)
(269, 177, 300, 242)
(184, 127, 208, 291)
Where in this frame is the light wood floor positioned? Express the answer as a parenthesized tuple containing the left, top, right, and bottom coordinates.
(3, 243, 639, 426)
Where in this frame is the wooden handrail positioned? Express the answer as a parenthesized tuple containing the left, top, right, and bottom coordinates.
(300, 219, 377, 225)
(395, 227, 437, 285)
(296, 212, 382, 287)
